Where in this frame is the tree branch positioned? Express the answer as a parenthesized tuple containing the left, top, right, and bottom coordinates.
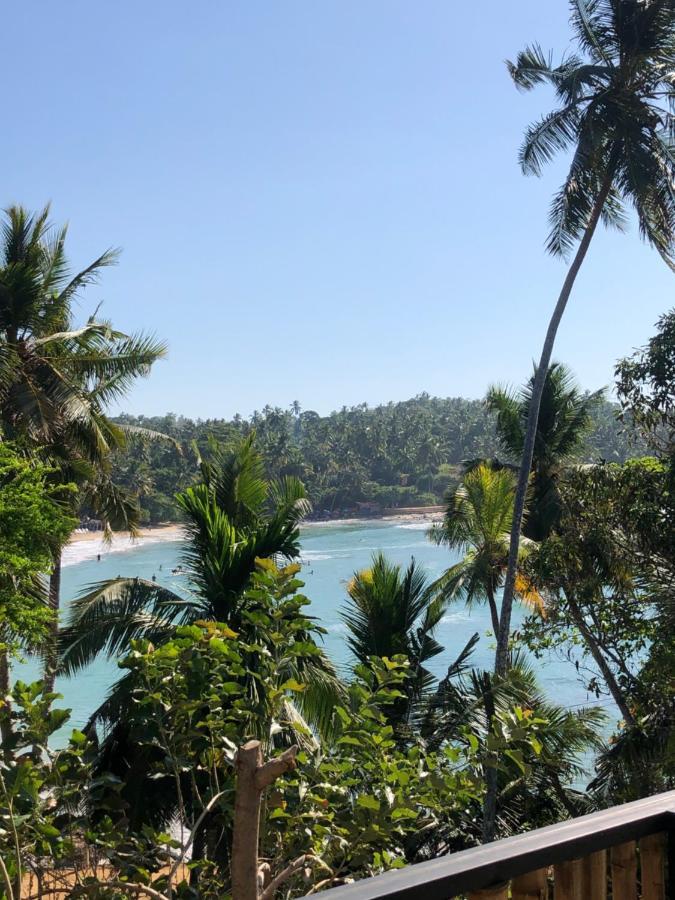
(0, 853, 15, 900)
(168, 789, 229, 883)
(254, 745, 299, 790)
(260, 854, 331, 900)
(71, 880, 169, 900)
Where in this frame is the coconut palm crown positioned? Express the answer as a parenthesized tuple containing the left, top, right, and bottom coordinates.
(508, 0, 675, 264)
(487, 363, 604, 540)
(431, 464, 543, 640)
(342, 552, 447, 722)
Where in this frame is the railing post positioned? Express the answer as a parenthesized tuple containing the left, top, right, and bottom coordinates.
(581, 849, 607, 900)
(553, 858, 582, 899)
(639, 833, 666, 900)
(511, 868, 547, 899)
(610, 841, 637, 900)
(667, 826, 675, 900)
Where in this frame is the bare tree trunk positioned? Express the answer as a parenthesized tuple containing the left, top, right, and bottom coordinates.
(231, 743, 262, 900)
(43, 550, 62, 694)
(494, 168, 616, 680)
(565, 594, 636, 727)
(231, 741, 298, 900)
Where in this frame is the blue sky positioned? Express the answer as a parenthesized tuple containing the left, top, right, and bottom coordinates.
(4, 2, 672, 418)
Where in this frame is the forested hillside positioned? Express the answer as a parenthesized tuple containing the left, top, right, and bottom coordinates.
(113, 393, 647, 522)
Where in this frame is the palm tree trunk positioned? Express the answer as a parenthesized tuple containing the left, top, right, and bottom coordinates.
(190, 823, 207, 888)
(0, 649, 11, 742)
(565, 593, 636, 728)
(483, 164, 618, 846)
(550, 770, 582, 818)
(494, 166, 616, 679)
(43, 549, 62, 693)
(486, 585, 501, 641)
(480, 673, 498, 844)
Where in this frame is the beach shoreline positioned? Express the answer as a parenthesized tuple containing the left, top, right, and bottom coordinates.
(65, 509, 444, 564)
(63, 524, 186, 567)
(303, 511, 443, 528)
(68, 523, 184, 544)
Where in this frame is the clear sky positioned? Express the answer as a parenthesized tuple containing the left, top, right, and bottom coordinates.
(4, 2, 672, 419)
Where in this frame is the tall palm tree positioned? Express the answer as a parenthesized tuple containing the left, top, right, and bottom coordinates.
(498, 0, 675, 679)
(486, 363, 604, 540)
(342, 552, 446, 725)
(0, 204, 167, 689)
(430, 464, 542, 641)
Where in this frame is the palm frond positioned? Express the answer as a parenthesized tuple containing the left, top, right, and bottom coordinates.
(507, 44, 572, 91)
(58, 577, 189, 675)
(485, 385, 524, 458)
(570, 0, 616, 66)
(520, 105, 581, 176)
(55, 247, 120, 304)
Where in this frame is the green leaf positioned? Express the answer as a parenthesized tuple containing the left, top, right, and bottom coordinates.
(391, 807, 418, 821)
(280, 678, 306, 693)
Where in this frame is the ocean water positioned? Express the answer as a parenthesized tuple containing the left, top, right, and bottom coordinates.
(15, 521, 613, 739)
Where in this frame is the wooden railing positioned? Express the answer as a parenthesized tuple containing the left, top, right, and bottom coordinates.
(315, 790, 675, 899)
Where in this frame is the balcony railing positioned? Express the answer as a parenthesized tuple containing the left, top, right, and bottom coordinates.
(315, 790, 675, 899)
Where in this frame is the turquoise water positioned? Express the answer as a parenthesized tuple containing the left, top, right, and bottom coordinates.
(16, 521, 613, 736)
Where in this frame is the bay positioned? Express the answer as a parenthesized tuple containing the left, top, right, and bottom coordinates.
(16, 520, 612, 738)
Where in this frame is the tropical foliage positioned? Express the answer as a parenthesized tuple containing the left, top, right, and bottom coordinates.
(111, 393, 645, 524)
(342, 553, 447, 726)
(0, 444, 76, 727)
(57, 438, 341, 834)
(2, 4, 675, 892)
(616, 307, 675, 456)
(430, 463, 542, 639)
(0, 205, 165, 460)
(486, 363, 603, 540)
(59, 437, 317, 675)
(0, 204, 167, 691)
(1, 566, 601, 897)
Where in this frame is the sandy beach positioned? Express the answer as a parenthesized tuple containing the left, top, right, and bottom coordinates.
(68, 524, 184, 544)
(64, 524, 186, 567)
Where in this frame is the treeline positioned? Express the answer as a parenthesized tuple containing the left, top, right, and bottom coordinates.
(113, 393, 647, 523)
